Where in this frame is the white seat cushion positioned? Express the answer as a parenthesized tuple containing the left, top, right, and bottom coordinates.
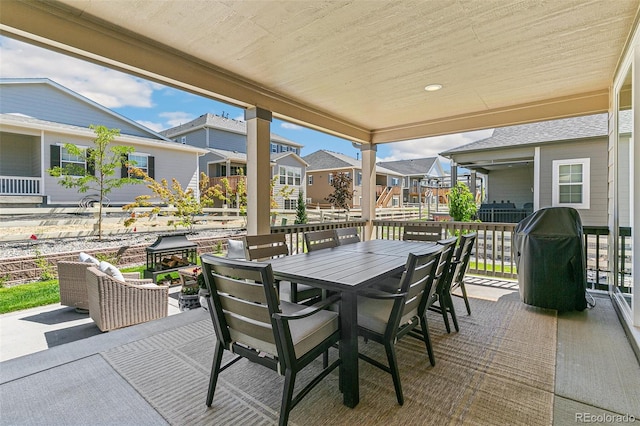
(79, 252, 100, 266)
(357, 296, 416, 335)
(99, 261, 125, 282)
(280, 301, 339, 358)
(226, 239, 246, 260)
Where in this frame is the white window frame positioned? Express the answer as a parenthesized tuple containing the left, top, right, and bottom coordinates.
(180, 136, 186, 144)
(278, 165, 302, 186)
(552, 158, 590, 209)
(308, 174, 313, 185)
(59, 144, 87, 177)
(128, 153, 150, 178)
(328, 173, 334, 184)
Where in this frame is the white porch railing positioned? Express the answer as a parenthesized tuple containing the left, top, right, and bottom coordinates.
(0, 176, 42, 195)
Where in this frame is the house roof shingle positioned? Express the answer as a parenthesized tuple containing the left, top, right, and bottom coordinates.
(303, 150, 401, 175)
(160, 113, 303, 147)
(440, 113, 608, 156)
(376, 157, 438, 176)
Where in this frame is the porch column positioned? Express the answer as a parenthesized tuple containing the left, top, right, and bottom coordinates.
(450, 160, 458, 187)
(245, 107, 272, 235)
(360, 143, 377, 240)
(469, 171, 477, 201)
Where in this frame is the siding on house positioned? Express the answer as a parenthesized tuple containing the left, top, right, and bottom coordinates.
(209, 128, 245, 152)
(177, 128, 207, 148)
(0, 132, 40, 177)
(486, 166, 533, 209)
(538, 138, 608, 226)
(43, 130, 200, 205)
(0, 82, 160, 139)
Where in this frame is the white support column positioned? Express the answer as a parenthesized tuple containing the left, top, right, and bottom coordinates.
(245, 107, 272, 235)
(360, 143, 377, 240)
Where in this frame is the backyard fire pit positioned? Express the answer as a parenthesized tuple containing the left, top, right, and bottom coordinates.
(144, 233, 198, 282)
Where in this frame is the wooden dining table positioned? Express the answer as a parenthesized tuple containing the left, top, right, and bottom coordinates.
(269, 239, 441, 408)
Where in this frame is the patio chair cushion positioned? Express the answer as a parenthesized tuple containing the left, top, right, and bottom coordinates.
(229, 300, 339, 359)
(99, 261, 125, 282)
(79, 252, 100, 266)
(226, 239, 246, 260)
(357, 296, 416, 334)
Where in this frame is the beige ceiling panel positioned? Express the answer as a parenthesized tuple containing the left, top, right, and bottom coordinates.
(1, 0, 637, 143)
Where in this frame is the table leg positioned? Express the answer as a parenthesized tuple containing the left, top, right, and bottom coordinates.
(339, 292, 359, 408)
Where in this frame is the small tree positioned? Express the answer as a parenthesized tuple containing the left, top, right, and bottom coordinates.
(199, 170, 247, 217)
(294, 188, 308, 224)
(448, 182, 477, 222)
(123, 169, 203, 231)
(48, 125, 140, 240)
(326, 172, 353, 211)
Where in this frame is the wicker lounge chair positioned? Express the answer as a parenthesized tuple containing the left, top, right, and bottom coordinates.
(57, 260, 144, 312)
(86, 266, 168, 332)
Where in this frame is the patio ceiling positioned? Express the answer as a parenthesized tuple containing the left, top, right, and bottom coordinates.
(1, 0, 638, 144)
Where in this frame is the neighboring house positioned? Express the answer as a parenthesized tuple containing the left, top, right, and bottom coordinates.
(439, 114, 609, 226)
(376, 157, 446, 204)
(0, 78, 206, 207)
(303, 150, 404, 208)
(160, 113, 307, 209)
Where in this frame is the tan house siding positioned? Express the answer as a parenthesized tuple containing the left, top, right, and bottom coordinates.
(538, 138, 608, 226)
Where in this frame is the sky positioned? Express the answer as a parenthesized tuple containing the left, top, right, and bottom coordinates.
(0, 35, 493, 163)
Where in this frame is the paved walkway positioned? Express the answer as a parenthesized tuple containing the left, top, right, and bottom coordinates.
(0, 286, 183, 362)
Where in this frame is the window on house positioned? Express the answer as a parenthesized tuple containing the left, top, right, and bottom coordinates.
(128, 154, 148, 177)
(308, 174, 313, 185)
(278, 166, 301, 185)
(552, 158, 590, 209)
(284, 199, 294, 209)
(329, 173, 334, 184)
(271, 143, 277, 153)
(403, 177, 409, 187)
(180, 136, 186, 144)
(60, 146, 87, 176)
(125, 153, 155, 179)
(357, 172, 362, 186)
(391, 177, 399, 186)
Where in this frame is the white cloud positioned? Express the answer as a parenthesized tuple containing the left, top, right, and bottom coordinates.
(0, 36, 160, 108)
(159, 111, 196, 127)
(281, 122, 302, 130)
(377, 129, 494, 162)
(136, 120, 165, 132)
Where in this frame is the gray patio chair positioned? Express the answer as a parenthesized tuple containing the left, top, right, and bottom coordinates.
(357, 249, 441, 405)
(335, 227, 360, 245)
(244, 233, 321, 304)
(403, 224, 443, 242)
(427, 236, 459, 333)
(449, 232, 477, 315)
(304, 229, 339, 252)
(200, 254, 341, 426)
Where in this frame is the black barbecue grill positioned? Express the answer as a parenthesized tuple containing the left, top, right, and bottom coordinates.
(144, 233, 198, 282)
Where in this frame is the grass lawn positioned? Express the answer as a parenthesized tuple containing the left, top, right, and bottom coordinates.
(0, 265, 147, 315)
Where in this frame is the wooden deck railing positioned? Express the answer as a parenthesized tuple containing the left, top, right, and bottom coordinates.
(270, 220, 625, 289)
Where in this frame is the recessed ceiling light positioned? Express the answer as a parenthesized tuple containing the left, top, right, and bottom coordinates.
(424, 84, 443, 92)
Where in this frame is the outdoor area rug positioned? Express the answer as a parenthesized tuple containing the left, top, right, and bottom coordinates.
(102, 290, 557, 425)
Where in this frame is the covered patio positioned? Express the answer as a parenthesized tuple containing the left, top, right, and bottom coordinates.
(2, 283, 639, 425)
(0, 1, 639, 423)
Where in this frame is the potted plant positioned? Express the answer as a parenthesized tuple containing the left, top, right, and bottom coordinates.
(178, 267, 201, 311)
(197, 272, 209, 311)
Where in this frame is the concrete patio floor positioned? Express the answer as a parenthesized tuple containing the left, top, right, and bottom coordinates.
(1, 279, 639, 425)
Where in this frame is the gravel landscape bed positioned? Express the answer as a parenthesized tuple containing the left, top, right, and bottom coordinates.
(0, 228, 243, 260)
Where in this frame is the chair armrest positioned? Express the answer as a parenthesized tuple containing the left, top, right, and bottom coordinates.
(273, 294, 341, 321)
(122, 272, 141, 279)
(357, 288, 407, 300)
(126, 278, 154, 285)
